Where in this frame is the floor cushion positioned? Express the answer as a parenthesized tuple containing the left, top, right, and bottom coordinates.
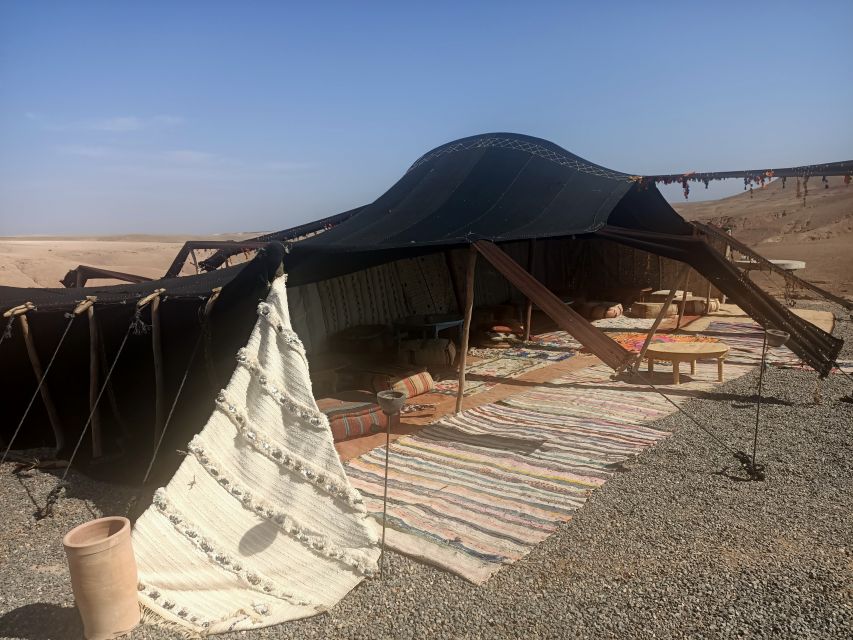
(317, 391, 387, 442)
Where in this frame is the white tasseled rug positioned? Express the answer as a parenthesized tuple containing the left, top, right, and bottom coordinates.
(132, 275, 380, 635)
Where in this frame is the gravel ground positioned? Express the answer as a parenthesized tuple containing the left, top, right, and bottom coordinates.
(2, 304, 851, 640)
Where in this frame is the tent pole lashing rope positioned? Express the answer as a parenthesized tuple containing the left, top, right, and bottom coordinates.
(2, 307, 76, 466)
(0, 316, 15, 348)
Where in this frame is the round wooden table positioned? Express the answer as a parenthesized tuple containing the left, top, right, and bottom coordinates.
(645, 342, 730, 385)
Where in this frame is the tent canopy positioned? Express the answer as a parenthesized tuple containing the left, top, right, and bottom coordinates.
(286, 133, 692, 285)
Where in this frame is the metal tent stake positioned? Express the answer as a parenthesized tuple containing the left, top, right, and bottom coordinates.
(749, 329, 790, 479)
(376, 390, 406, 577)
(751, 332, 768, 472)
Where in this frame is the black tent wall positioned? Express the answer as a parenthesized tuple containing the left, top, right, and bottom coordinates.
(0, 244, 286, 483)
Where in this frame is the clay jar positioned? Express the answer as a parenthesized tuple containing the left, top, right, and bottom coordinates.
(63, 516, 140, 639)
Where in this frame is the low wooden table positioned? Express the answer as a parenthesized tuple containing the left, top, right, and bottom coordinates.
(645, 342, 730, 385)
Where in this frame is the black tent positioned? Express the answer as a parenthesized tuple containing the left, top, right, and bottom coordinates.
(0, 132, 844, 470)
(283, 133, 841, 375)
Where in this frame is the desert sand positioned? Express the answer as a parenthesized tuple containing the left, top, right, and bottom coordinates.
(0, 233, 262, 288)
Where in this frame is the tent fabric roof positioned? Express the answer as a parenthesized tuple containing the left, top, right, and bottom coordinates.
(286, 133, 692, 284)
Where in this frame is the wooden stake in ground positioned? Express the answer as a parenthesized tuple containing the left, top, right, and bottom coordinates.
(455, 247, 477, 414)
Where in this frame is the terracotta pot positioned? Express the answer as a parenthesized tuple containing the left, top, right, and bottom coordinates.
(63, 516, 140, 639)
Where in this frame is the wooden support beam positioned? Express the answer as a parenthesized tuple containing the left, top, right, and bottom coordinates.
(473, 241, 634, 371)
(522, 239, 537, 342)
(19, 315, 65, 452)
(455, 248, 477, 414)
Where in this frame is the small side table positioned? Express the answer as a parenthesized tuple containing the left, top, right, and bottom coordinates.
(645, 342, 730, 385)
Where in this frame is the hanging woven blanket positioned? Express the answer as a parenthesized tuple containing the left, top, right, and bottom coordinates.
(132, 275, 380, 635)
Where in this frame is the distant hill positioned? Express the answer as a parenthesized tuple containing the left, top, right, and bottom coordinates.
(675, 176, 853, 298)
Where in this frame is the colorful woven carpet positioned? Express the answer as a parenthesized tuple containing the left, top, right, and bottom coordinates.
(345, 367, 674, 583)
(468, 345, 576, 362)
(433, 356, 551, 397)
(531, 331, 583, 351)
(606, 331, 719, 353)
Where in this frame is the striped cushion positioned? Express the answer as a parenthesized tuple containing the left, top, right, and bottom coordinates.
(345, 364, 436, 398)
(316, 391, 386, 442)
(388, 371, 435, 398)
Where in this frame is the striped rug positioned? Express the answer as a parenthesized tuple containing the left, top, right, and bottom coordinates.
(345, 371, 673, 583)
(433, 356, 551, 397)
(344, 325, 776, 583)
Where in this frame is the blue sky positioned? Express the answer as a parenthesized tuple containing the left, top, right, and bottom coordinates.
(1, 1, 851, 235)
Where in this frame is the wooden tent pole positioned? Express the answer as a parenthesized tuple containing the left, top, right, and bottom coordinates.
(704, 279, 713, 315)
(19, 314, 66, 452)
(633, 265, 689, 373)
(83, 297, 103, 458)
(150, 292, 166, 449)
(522, 239, 537, 342)
(455, 247, 477, 414)
(675, 230, 699, 330)
(675, 268, 691, 330)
